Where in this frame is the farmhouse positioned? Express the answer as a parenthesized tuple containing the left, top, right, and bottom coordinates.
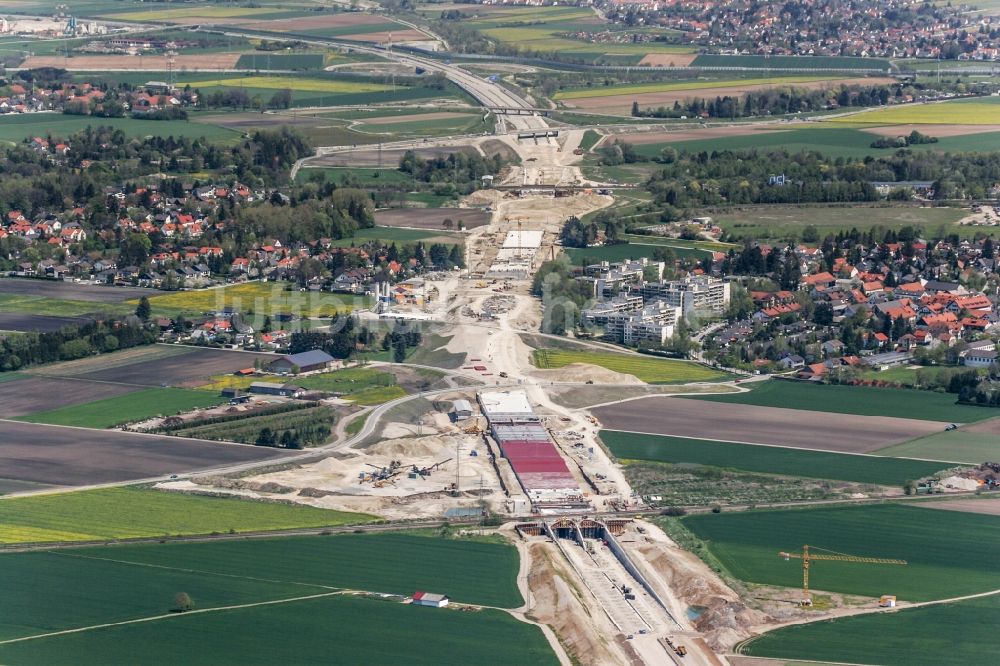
(412, 591, 449, 608)
(268, 349, 335, 374)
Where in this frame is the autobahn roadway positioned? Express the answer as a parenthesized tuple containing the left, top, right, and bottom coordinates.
(197, 25, 550, 133)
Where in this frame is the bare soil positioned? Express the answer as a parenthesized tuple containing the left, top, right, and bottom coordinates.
(73, 348, 276, 387)
(630, 522, 771, 651)
(951, 417, 1000, 434)
(524, 541, 634, 666)
(592, 397, 948, 453)
(862, 123, 1000, 137)
(913, 497, 1000, 516)
(22, 54, 241, 71)
(567, 78, 897, 115)
(0, 376, 140, 418)
(637, 53, 698, 67)
(529, 362, 644, 385)
(0, 313, 90, 333)
(0, 421, 287, 486)
(189, 430, 505, 519)
(0, 278, 155, 303)
(481, 138, 521, 161)
(375, 207, 490, 229)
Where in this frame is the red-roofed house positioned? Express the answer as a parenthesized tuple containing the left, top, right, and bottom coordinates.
(801, 272, 836, 289)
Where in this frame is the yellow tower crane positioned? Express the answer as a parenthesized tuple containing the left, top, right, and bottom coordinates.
(779, 545, 907, 605)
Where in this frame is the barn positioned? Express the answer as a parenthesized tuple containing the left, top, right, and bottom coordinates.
(268, 349, 335, 374)
(412, 591, 449, 608)
(249, 382, 304, 398)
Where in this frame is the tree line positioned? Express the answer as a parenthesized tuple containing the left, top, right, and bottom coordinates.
(645, 146, 1000, 222)
(286, 315, 423, 363)
(0, 319, 155, 372)
(632, 83, 898, 119)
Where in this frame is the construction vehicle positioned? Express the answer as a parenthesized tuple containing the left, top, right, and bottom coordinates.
(411, 458, 452, 477)
(498, 371, 508, 378)
(363, 460, 403, 483)
(780, 545, 906, 605)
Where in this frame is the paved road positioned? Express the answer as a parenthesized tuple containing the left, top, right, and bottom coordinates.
(201, 26, 549, 134)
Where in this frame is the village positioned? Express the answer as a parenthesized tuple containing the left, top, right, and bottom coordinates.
(599, 0, 1000, 61)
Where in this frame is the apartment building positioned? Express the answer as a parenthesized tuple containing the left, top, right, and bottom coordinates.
(604, 299, 683, 346)
(639, 275, 731, 315)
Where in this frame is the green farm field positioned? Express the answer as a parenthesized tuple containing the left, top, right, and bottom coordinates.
(58, 532, 523, 607)
(187, 75, 392, 94)
(139, 282, 371, 318)
(0, 593, 555, 665)
(532, 349, 729, 383)
(352, 114, 489, 137)
(874, 430, 1000, 464)
(555, 76, 841, 100)
(832, 96, 1000, 125)
(686, 380, 992, 423)
(0, 292, 133, 317)
(737, 593, 1000, 666)
(0, 113, 240, 146)
(712, 205, 968, 242)
(17, 387, 226, 429)
(194, 113, 392, 147)
(0, 487, 374, 544)
(631, 125, 1000, 160)
(295, 367, 406, 405)
(0, 531, 552, 664)
(600, 431, 951, 485)
(681, 503, 1000, 601)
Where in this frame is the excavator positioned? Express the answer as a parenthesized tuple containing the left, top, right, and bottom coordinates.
(780, 544, 907, 605)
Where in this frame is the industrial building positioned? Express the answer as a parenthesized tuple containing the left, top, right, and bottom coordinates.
(478, 390, 585, 510)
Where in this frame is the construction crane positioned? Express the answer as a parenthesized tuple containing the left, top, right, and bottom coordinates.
(779, 545, 907, 605)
